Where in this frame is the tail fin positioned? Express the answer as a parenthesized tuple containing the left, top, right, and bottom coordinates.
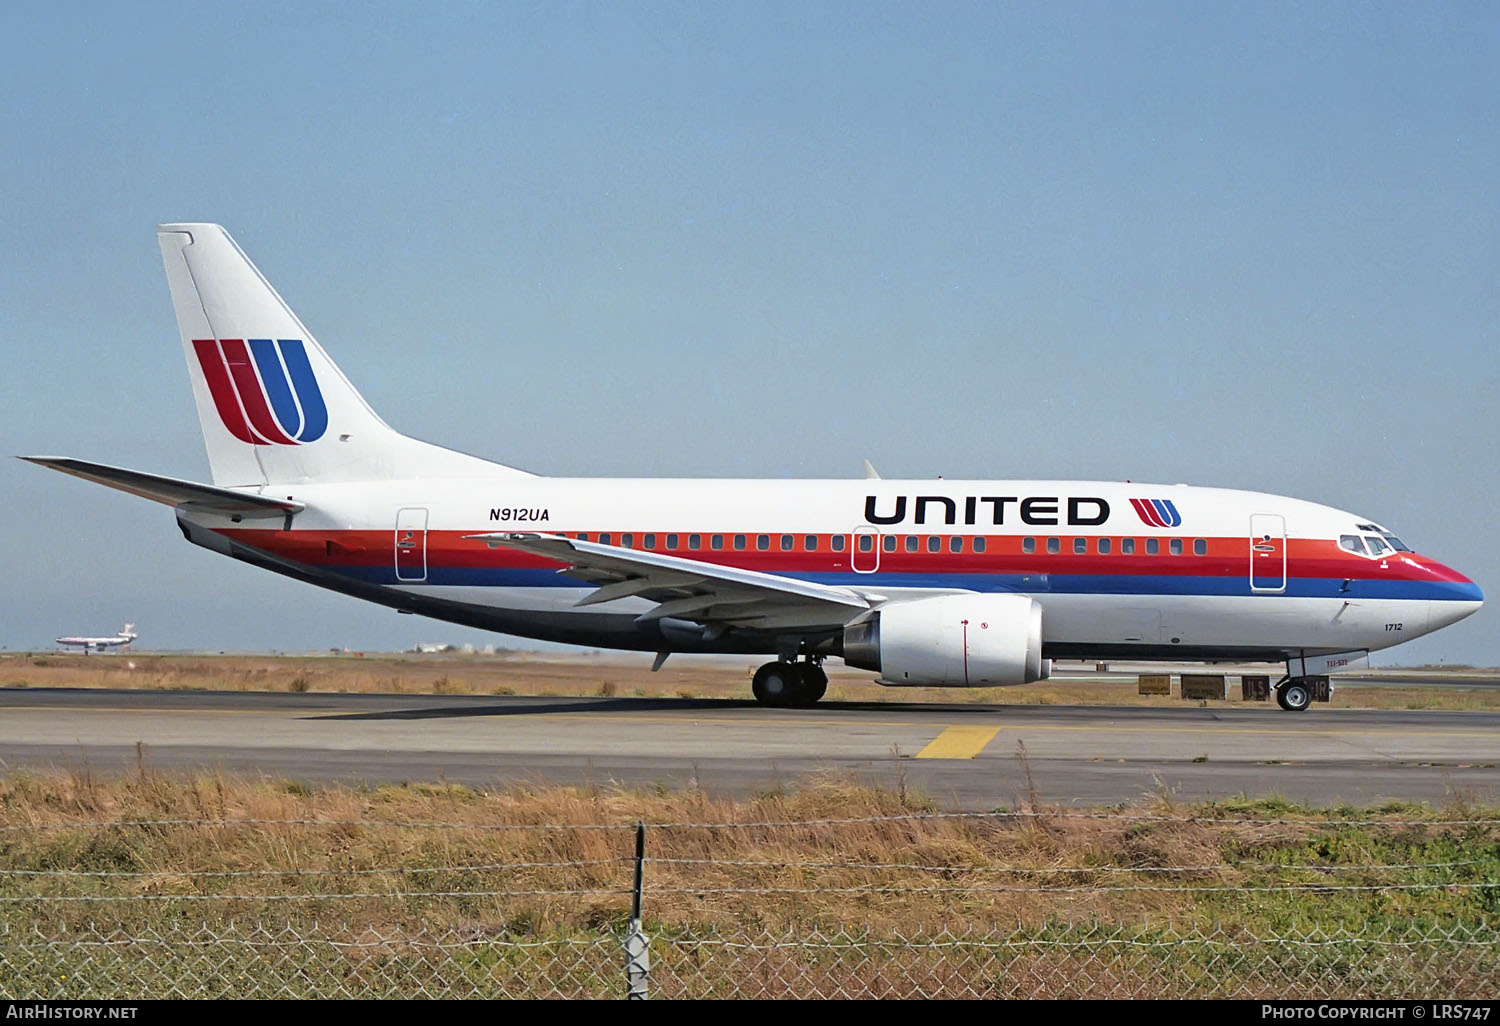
(157, 224, 529, 486)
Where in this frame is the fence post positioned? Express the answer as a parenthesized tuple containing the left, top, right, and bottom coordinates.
(625, 820, 650, 999)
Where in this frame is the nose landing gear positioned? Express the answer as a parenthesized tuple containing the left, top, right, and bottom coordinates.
(751, 659, 828, 708)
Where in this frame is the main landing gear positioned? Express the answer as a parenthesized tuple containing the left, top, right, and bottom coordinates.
(1275, 677, 1314, 712)
(751, 659, 828, 708)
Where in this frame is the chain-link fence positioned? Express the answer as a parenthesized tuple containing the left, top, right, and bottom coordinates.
(4, 920, 1497, 999)
(1, 807, 1496, 998)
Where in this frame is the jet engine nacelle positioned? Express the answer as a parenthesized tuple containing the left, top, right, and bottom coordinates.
(843, 593, 1049, 686)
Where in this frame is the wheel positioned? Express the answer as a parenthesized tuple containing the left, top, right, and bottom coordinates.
(752, 661, 827, 707)
(790, 663, 827, 707)
(752, 661, 797, 707)
(1277, 680, 1312, 712)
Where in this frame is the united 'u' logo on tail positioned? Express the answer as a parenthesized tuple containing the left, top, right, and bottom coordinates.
(193, 339, 328, 445)
(1130, 498, 1182, 528)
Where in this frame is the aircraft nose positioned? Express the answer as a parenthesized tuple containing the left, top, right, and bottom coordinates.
(1422, 559, 1483, 630)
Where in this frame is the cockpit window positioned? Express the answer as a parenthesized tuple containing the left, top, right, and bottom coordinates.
(1339, 535, 1366, 555)
(1352, 522, 1411, 554)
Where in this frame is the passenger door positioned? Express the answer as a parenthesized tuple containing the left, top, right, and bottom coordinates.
(395, 507, 429, 582)
(1249, 513, 1286, 593)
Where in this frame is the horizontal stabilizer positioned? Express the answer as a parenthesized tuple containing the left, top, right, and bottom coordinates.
(22, 456, 304, 517)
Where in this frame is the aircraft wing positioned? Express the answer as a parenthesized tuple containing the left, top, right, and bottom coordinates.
(22, 457, 304, 517)
(465, 532, 871, 632)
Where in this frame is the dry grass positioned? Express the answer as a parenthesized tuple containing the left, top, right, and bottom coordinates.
(2, 769, 1496, 998)
(3, 652, 1498, 711)
(0, 767, 1495, 939)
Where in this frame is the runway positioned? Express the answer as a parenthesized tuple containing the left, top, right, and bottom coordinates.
(1, 688, 1497, 809)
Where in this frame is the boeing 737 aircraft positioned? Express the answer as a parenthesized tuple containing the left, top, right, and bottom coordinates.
(25, 225, 1483, 710)
(55, 623, 137, 653)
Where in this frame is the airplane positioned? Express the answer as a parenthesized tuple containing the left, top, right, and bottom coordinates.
(23, 224, 1483, 711)
(56, 623, 137, 653)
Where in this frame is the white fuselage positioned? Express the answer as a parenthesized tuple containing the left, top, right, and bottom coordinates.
(177, 476, 1481, 664)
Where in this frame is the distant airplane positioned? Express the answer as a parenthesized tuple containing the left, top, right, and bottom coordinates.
(23, 224, 1484, 711)
(56, 623, 137, 654)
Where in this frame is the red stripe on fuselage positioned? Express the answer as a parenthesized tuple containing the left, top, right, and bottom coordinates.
(214, 529, 1458, 583)
(192, 339, 258, 444)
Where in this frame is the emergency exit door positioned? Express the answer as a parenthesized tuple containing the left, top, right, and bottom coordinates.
(395, 507, 429, 582)
(1249, 513, 1286, 593)
(852, 527, 881, 573)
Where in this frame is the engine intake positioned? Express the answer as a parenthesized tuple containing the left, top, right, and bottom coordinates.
(843, 594, 1049, 686)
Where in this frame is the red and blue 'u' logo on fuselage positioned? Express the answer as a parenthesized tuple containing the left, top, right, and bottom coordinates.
(1130, 498, 1182, 528)
(193, 338, 328, 445)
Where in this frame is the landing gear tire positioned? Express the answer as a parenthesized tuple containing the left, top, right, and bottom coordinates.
(1276, 680, 1312, 712)
(752, 661, 827, 708)
(752, 662, 798, 707)
(794, 663, 828, 706)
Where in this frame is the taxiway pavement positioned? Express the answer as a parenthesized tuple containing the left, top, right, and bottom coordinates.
(2, 688, 1496, 808)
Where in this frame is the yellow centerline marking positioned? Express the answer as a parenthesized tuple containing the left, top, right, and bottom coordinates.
(916, 725, 1001, 760)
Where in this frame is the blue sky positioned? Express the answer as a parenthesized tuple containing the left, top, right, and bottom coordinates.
(1, 2, 1495, 663)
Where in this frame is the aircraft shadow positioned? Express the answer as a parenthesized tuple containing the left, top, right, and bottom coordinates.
(309, 695, 761, 721)
(303, 694, 1158, 722)
(303, 694, 1051, 722)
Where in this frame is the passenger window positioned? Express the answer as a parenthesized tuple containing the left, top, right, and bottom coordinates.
(780, 535, 793, 551)
(1169, 538, 1182, 555)
(689, 534, 701, 550)
(599, 533, 612, 545)
(883, 535, 897, 552)
(1098, 538, 1111, 554)
(577, 533, 589, 542)
(905, 536, 918, 553)
(1193, 539, 1206, 556)
(665, 534, 677, 549)
(1146, 538, 1158, 555)
(621, 533, 634, 548)
(1073, 538, 1086, 554)
(927, 536, 939, 553)
(644, 534, 656, 550)
(1339, 535, 1365, 555)
(1122, 538, 1135, 555)
(711, 535, 723, 550)
(1046, 538, 1060, 554)
(805, 535, 818, 551)
(1022, 537, 1035, 554)
(950, 537, 963, 553)
(973, 537, 986, 553)
(832, 536, 846, 552)
(733, 535, 746, 550)
(756, 534, 769, 551)
(857, 535, 872, 552)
